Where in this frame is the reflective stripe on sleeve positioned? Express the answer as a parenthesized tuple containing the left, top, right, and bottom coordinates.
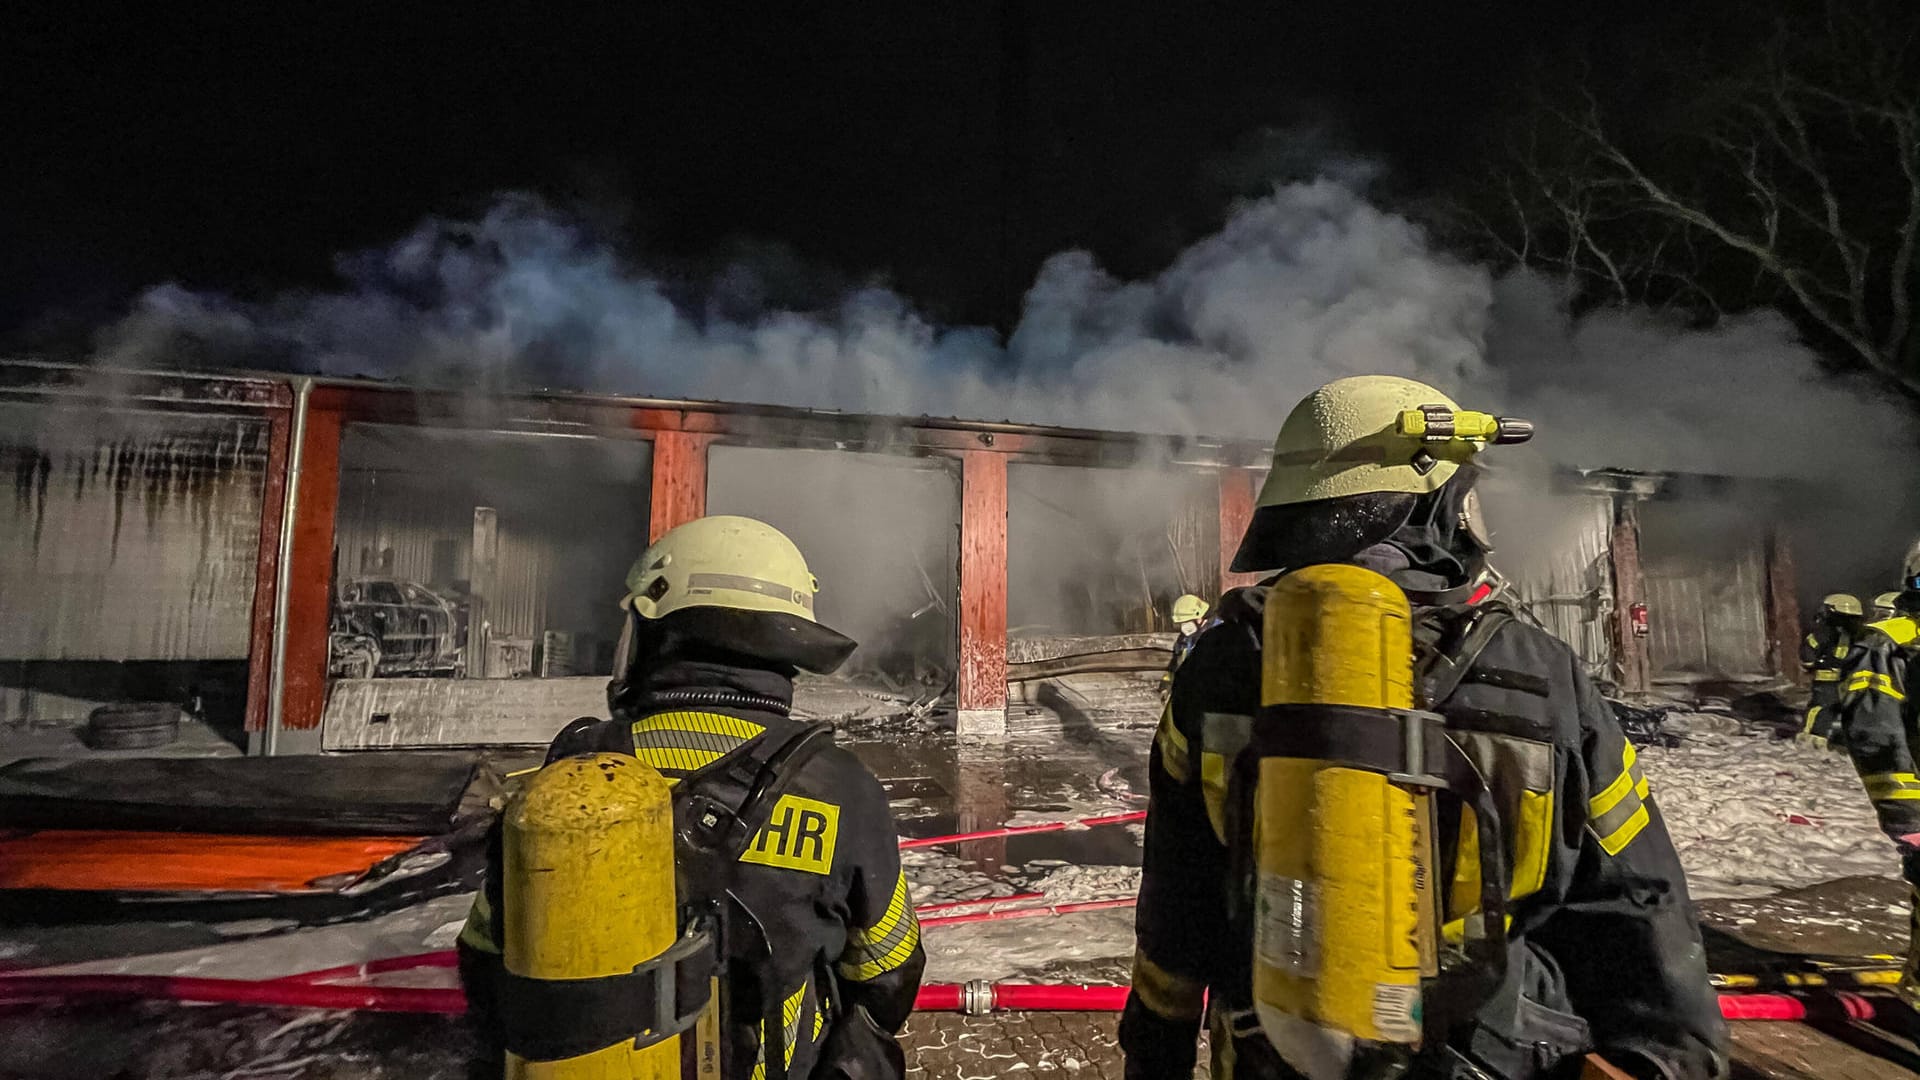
(838, 871, 921, 982)
(1844, 671, 1906, 701)
(1131, 950, 1206, 1022)
(1588, 739, 1652, 856)
(1155, 702, 1192, 783)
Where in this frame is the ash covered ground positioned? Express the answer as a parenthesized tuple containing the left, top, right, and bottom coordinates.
(6, 674, 1920, 1078)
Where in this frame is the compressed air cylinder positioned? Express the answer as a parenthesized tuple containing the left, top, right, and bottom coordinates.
(504, 753, 681, 1080)
(1254, 564, 1434, 1080)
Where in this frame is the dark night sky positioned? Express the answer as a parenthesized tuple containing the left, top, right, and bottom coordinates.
(4, 2, 1701, 344)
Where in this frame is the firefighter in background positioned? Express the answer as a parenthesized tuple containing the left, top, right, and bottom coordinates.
(1877, 592, 1902, 621)
(1834, 552, 1920, 1008)
(1797, 593, 1864, 748)
(1162, 593, 1213, 690)
(459, 516, 924, 1079)
(1121, 376, 1726, 1080)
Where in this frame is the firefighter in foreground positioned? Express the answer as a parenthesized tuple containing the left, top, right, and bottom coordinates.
(1833, 551, 1920, 1008)
(459, 515, 924, 1079)
(1163, 593, 1213, 690)
(1798, 593, 1864, 748)
(1121, 376, 1726, 1080)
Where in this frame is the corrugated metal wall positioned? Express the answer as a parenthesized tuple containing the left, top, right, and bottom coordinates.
(0, 403, 266, 660)
(1480, 488, 1615, 678)
(1640, 509, 1773, 681)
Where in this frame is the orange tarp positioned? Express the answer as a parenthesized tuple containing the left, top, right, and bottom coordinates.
(0, 830, 423, 893)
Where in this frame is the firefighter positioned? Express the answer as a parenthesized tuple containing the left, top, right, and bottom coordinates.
(1876, 592, 1901, 621)
(1833, 555, 1920, 1008)
(1163, 593, 1213, 690)
(1121, 376, 1727, 1080)
(1797, 594, 1864, 748)
(459, 515, 924, 1079)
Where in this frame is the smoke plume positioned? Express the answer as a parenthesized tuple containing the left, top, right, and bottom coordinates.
(93, 176, 1920, 603)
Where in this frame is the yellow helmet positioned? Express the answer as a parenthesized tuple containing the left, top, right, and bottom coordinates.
(1821, 593, 1863, 616)
(1875, 592, 1902, 615)
(624, 515, 820, 622)
(1232, 375, 1532, 573)
(617, 515, 855, 674)
(1172, 594, 1210, 624)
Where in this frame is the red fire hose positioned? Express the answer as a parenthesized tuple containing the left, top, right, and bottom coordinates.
(898, 811, 1146, 850)
(0, 965, 1883, 1025)
(0, 972, 467, 1014)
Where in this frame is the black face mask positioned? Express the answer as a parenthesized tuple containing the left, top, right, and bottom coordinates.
(1230, 470, 1486, 587)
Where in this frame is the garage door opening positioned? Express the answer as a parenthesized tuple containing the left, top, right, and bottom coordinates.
(333, 425, 651, 682)
(706, 447, 959, 694)
(1008, 464, 1216, 638)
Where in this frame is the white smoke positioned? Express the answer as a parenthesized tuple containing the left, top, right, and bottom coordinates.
(92, 176, 1920, 596)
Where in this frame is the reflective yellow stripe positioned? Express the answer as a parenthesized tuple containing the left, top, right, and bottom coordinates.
(634, 745, 727, 774)
(1864, 773, 1920, 801)
(1814, 669, 1843, 682)
(1845, 671, 1906, 700)
(632, 711, 767, 740)
(1594, 802, 1650, 856)
(1590, 741, 1643, 819)
(1803, 706, 1822, 734)
(839, 872, 922, 982)
(1806, 634, 1821, 649)
(749, 979, 812, 1080)
(1155, 702, 1191, 782)
(1589, 739, 1651, 856)
(1131, 951, 1206, 1021)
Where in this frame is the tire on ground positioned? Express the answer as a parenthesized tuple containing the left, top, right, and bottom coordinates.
(84, 702, 183, 750)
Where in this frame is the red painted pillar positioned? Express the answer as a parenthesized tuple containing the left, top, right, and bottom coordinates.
(1609, 498, 1651, 696)
(1218, 467, 1262, 593)
(649, 431, 714, 542)
(281, 394, 345, 734)
(1765, 528, 1805, 686)
(958, 450, 1008, 736)
(243, 408, 293, 735)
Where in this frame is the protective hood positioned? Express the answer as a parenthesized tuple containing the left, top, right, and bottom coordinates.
(1231, 469, 1484, 586)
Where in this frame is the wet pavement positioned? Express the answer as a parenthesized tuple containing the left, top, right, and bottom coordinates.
(9, 678, 1920, 1077)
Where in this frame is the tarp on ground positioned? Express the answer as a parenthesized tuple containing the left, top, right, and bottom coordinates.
(0, 753, 480, 836)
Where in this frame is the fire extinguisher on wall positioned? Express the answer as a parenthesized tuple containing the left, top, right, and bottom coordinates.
(1630, 602, 1650, 637)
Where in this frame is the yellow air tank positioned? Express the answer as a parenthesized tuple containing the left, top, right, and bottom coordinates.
(503, 753, 682, 1080)
(1253, 564, 1436, 1079)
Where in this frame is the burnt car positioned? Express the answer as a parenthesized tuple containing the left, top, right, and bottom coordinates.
(329, 577, 463, 678)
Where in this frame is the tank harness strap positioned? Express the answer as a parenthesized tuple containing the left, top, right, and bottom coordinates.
(499, 720, 834, 1073)
(674, 721, 834, 1080)
(1416, 605, 1516, 709)
(495, 928, 716, 1062)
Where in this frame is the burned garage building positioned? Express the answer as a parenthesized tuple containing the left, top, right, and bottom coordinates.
(0, 360, 1812, 763)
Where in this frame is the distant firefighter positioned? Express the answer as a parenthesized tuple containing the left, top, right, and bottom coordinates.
(1796, 593, 1863, 748)
(1161, 593, 1213, 689)
(1835, 550, 1920, 1010)
(1877, 591, 1902, 620)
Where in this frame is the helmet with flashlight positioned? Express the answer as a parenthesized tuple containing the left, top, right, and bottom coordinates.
(1230, 375, 1533, 575)
(609, 516, 856, 704)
